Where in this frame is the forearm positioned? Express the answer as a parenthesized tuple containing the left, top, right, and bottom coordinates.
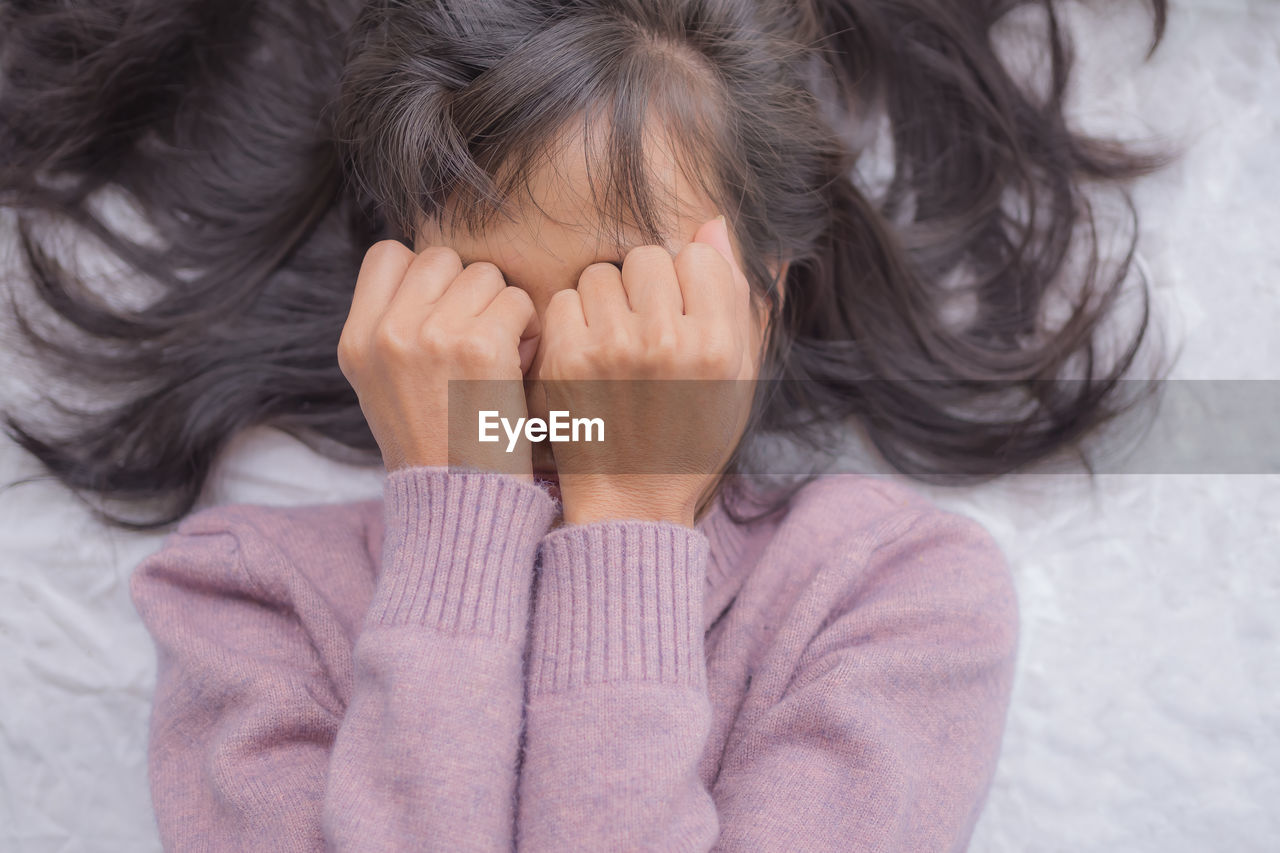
(516, 521, 719, 851)
(324, 468, 557, 851)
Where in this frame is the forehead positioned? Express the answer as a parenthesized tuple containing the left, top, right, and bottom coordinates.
(428, 114, 718, 268)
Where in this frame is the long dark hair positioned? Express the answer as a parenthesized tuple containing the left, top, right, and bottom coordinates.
(0, 0, 1174, 531)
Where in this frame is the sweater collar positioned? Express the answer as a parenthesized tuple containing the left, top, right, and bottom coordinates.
(695, 493, 773, 632)
(698, 499, 749, 589)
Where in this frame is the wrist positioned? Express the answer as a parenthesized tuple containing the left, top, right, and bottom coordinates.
(564, 505, 696, 527)
(560, 480, 697, 527)
(455, 466, 535, 488)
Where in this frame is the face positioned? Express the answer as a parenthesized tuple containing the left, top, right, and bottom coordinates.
(414, 119, 779, 476)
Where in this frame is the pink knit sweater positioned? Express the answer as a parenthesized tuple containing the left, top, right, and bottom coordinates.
(129, 466, 1019, 851)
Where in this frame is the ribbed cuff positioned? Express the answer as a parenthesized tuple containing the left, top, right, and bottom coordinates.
(370, 467, 557, 639)
(528, 521, 709, 696)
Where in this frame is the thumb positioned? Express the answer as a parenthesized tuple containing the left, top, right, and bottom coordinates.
(693, 214, 738, 272)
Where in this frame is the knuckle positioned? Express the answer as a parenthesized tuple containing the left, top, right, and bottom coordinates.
(415, 321, 449, 355)
(625, 245, 672, 270)
(415, 245, 464, 277)
(607, 325, 637, 355)
(547, 287, 579, 314)
(500, 284, 535, 312)
(683, 241, 722, 263)
(365, 239, 412, 265)
(336, 335, 364, 371)
(418, 245, 462, 266)
(373, 322, 416, 359)
(579, 262, 622, 286)
(697, 339, 738, 374)
(676, 242, 727, 278)
(337, 352, 358, 381)
(465, 260, 505, 284)
(454, 334, 492, 363)
(575, 342, 608, 374)
(575, 273, 602, 296)
(640, 324, 679, 359)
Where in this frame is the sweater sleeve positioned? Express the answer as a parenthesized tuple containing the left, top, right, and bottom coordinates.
(324, 468, 557, 850)
(709, 508, 1020, 852)
(515, 520, 720, 850)
(514, 507, 1019, 852)
(129, 467, 557, 852)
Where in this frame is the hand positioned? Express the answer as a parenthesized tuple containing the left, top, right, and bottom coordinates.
(337, 241, 541, 480)
(536, 215, 760, 527)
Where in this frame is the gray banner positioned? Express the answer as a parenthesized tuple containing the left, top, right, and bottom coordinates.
(445, 379, 1280, 475)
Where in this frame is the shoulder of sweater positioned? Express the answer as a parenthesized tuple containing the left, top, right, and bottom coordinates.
(760, 478, 1020, 704)
(173, 495, 377, 539)
(768, 475, 1016, 615)
(159, 496, 382, 596)
(766, 473, 949, 551)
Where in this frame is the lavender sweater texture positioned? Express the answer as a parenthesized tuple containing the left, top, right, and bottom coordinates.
(129, 466, 1019, 851)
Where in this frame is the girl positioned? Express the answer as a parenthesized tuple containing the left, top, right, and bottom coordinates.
(0, 0, 1172, 849)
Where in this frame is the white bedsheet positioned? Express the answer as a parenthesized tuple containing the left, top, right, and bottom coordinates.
(2, 1, 1277, 850)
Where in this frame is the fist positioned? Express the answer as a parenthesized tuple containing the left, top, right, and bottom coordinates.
(535, 215, 761, 526)
(337, 241, 541, 479)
